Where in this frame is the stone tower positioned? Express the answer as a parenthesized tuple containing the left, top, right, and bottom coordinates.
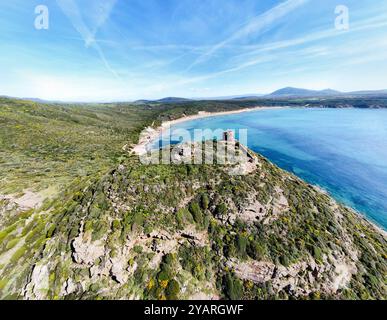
(223, 130, 235, 142)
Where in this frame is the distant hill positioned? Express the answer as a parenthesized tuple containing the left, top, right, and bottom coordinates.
(348, 89, 387, 96)
(134, 97, 193, 104)
(21, 97, 55, 103)
(230, 95, 265, 100)
(132, 99, 152, 105)
(267, 87, 342, 98)
(3, 88, 387, 106)
(194, 94, 264, 100)
(0, 95, 80, 104)
(157, 97, 193, 103)
(266, 87, 387, 98)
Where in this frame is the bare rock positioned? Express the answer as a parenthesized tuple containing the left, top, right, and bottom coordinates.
(24, 264, 49, 300)
(60, 278, 78, 296)
(227, 259, 276, 283)
(72, 233, 105, 266)
(110, 256, 129, 284)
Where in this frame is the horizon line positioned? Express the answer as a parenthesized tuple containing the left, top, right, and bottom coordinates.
(2, 87, 387, 104)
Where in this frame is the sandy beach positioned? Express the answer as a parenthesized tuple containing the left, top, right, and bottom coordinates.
(131, 106, 284, 156)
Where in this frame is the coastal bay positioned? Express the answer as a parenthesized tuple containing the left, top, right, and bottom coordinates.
(155, 108, 387, 230)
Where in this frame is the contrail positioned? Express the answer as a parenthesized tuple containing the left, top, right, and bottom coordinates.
(186, 0, 309, 71)
(55, 0, 119, 78)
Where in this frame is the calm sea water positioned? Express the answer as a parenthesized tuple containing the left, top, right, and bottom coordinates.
(158, 108, 387, 229)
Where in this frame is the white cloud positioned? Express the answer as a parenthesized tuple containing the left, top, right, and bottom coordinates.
(233, 15, 387, 61)
(187, 0, 309, 70)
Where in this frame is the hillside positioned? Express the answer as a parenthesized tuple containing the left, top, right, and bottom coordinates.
(0, 97, 261, 196)
(0, 97, 386, 300)
(0, 139, 386, 300)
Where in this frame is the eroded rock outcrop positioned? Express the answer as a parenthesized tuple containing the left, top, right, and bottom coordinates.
(24, 264, 49, 300)
(72, 233, 105, 266)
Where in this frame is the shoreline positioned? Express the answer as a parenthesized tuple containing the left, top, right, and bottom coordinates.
(161, 105, 285, 128)
(129, 106, 387, 236)
(312, 185, 387, 238)
(131, 106, 285, 156)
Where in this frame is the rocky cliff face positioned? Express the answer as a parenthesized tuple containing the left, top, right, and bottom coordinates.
(0, 141, 386, 300)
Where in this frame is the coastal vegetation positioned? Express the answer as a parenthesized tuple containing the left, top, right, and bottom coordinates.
(0, 96, 386, 300)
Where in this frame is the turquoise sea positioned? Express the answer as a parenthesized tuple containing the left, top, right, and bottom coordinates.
(158, 108, 387, 229)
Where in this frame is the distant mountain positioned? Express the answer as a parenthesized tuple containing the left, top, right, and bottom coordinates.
(266, 87, 387, 98)
(0, 95, 13, 99)
(0, 95, 73, 104)
(156, 97, 193, 103)
(132, 99, 152, 105)
(348, 89, 387, 96)
(22, 97, 53, 103)
(4, 88, 387, 106)
(134, 97, 193, 104)
(231, 95, 265, 100)
(194, 94, 264, 100)
(267, 87, 342, 98)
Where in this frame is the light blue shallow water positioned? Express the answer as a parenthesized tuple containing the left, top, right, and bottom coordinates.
(158, 108, 387, 229)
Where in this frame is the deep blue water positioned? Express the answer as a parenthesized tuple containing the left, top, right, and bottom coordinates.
(158, 108, 387, 229)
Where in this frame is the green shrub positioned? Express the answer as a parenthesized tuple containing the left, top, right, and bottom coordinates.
(46, 224, 56, 238)
(165, 279, 180, 300)
(0, 224, 18, 243)
(6, 238, 19, 250)
(176, 209, 185, 228)
(133, 245, 143, 254)
(312, 246, 323, 263)
(0, 278, 9, 290)
(236, 235, 247, 258)
(189, 202, 203, 224)
(280, 255, 290, 267)
(200, 194, 209, 210)
(157, 270, 170, 282)
(11, 246, 27, 263)
(112, 219, 121, 231)
(131, 209, 145, 232)
(224, 273, 243, 300)
(247, 240, 267, 260)
(92, 220, 109, 241)
(215, 203, 227, 216)
(25, 222, 45, 244)
(0, 231, 7, 243)
(84, 221, 93, 233)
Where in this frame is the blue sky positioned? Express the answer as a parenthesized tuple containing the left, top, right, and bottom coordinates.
(0, 0, 387, 101)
